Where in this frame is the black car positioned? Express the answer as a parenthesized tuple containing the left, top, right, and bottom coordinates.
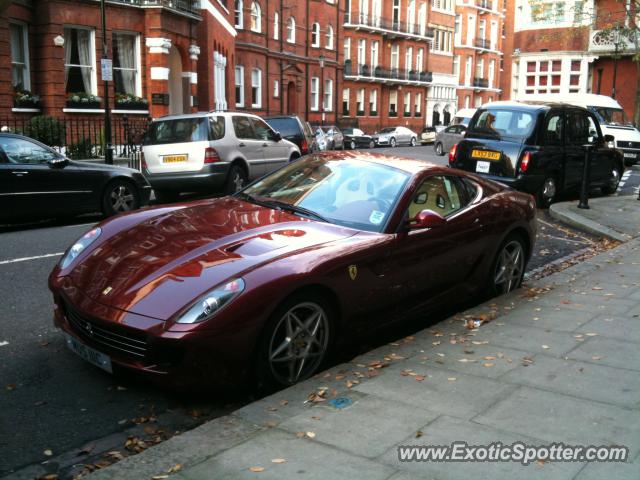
(264, 116, 318, 155)
(449, 102, 624, 208)
(342, 127, 375, 149)
(0, 133, 151, 222)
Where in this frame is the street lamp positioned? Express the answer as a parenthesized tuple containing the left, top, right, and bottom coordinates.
(612, 26, 623, 100)
(100, 0, 114, 165)
(319, 55, 325, 125)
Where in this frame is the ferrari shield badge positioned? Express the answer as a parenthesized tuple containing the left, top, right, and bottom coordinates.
(348, 265, 358, 281)
(102, 286, 113, 296)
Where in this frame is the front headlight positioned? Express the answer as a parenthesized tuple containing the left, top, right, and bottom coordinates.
(59, 227, 102, 269)
(176, 278, 245, 324)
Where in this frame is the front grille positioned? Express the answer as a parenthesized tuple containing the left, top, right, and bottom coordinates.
(66, 303, 148, 360)
(616, 141, 640, 149)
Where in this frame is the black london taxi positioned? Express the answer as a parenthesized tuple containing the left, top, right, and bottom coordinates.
(448, 101, 624, 208)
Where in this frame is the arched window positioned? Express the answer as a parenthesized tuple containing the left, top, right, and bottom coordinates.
(234, 0, 243, 28)
(325, 25, 334, 49)
(273, 11, 279, 39)
(311, 22, 320, 47)
(250, 2, 261, 32)
(287, 17, 296, 43)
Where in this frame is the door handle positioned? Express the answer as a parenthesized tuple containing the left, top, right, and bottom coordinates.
(238, 143, 246, 147)
(12, 171, 28, 175)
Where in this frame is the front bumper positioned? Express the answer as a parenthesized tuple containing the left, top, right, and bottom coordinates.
(373, 138, 390, 145)
(144, 163, 229, 193)
(618, 148, 640, 165)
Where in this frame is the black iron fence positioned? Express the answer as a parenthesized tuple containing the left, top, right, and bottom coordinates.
(344, 62, 433, 84)
(0, 115, 151, 170)
(102, 0, 201, 16)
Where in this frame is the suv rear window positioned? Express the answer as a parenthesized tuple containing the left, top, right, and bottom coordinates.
(144, 117, 222, 145)
(265, 118, 300, 138)
(470, 109, 535, 139)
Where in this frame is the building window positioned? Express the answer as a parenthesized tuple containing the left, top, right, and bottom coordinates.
(311, 22, 320, 47)
(112, 32, 140, 97)
(390, 44, 399, 69)
(369, 89, 378, 115)
(10, 23, 30, 92)
(389, 90, 398, 115)
(251, 68, 262, 108)
(356, 88, 364, 116)
(250, 2, 262, 32)
(235, 0, 243, 28)
(405, 47, 413, 75)
(358, 39, 366, 66)
(235, 66, 244, 107)
(324, 79, 333, 111)
(418, 3, 427, 35)
(345, 0, 351, 23)
(274, 79, 279, 97)
(343, 88, 350, 115)
(453, 55, 460, 78)
(371, 41, 379, 68)
(465, 56, 472, 86)
(524, 58, 566, 95)
(432, 30, 452, 53)
(311, 77, 319, 110)
(416, 48, 423, 72)
(488, 60, 495, 88)
(476, 58, 484, 79)
(403, 92, 410, 116)
(287, 17, 296, 43)
(407, 0, 415, 33)
(415, 92, 422, 116)
(326, 25, 334, 49)
(64, 27, 96, 95)
(274, 11, 279, 39)
(359, 0, 369, 23)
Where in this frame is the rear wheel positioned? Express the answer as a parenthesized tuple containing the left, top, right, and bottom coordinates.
(390, 137, 397, 148)
(435, 142, 444, 156)
(486, 234, 526, 297)
(601, 165, 621, 195)
(225, 164, 247, 195)
(102, 180, 139, 216)
(410, 137, 416, 147)
(350, 140, 356, 150)
(257, 293, 333, 389)
(535, 176, 559, 209)
(368, 140, 375, 149)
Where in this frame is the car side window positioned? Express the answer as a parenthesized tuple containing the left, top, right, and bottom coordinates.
(586, 115, 600, 142)
(250, 118, 277, 141)
(543, 112, 564, 146)
(445, 126, 456, 134)
(408, 175, 466, 219)
(0, 137, 59, 164)
(566, 111, 590, 146)
(355, 129, 364, 136)
(232, 116, 256, 140)
(209, 116, 225, 140)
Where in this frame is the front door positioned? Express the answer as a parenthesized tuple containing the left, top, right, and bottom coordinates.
(250, 117, 288, 176)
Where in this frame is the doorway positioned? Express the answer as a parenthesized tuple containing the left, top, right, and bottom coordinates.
(286, 81, 296, 114)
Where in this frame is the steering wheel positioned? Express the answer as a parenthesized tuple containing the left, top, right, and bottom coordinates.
(369, 197, 392, 213)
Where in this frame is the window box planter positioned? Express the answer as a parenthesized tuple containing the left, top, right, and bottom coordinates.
(66, 93, 102, 110)
(115, 101, 149, 110)
(13, 91, 42, 110)
(389, 111, 398, 117)
(342, 110, 350, 116)
(356, 110, 365, 116)
(369, 110, 378, 116)
(66, 101, 102, 109)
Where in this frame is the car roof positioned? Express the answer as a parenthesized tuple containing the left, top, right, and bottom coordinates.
(313, 151, 447, 175)
(482, 100, 590, 112)
(153, 111, 251, 121)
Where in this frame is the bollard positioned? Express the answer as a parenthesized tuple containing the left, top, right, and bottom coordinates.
(578, 144, 593, 209)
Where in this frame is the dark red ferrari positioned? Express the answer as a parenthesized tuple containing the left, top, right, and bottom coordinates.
(49, 153, 536, 389)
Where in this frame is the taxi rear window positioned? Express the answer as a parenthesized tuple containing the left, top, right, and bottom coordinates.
(470, 109, 535, 138)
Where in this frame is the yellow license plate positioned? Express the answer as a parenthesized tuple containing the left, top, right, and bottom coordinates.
(163, 154, 187, 163)
(471, 150, 501, 161)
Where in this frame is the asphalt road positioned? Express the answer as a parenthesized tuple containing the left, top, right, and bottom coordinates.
(0, 145, 637, 479)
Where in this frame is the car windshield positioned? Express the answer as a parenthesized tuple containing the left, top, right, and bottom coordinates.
(144, 117, 211, 145)
(265, 118, 299, 137)
(379, 128, 395, 134)
(239, 156, 410, 232)
(470, 109, 535, 139)
(592, 107, 631, 126)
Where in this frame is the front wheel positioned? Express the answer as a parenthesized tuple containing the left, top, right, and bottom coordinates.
(256, 294, 333, 389)
(225, 164, 248, 195)
(535, 176, 559, 209)
(368, 140, 375, 149)
(102, 180, 139, 217)
(390, 137, 397, 148)
(349, 140, 356, 150)
(486, 234, 526, 297)
(435, 142, 444, 156)
(601, 166, 621, 195)
(410, 137, 416, 147)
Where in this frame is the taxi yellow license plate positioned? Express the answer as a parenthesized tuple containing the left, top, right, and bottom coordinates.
(163, 154, 187, 163)
(471, 150, 500, 161)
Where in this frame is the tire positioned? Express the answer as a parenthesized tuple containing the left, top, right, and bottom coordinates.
(368, 140, 375, 149)
(256, 292, 334, 389)
(535, 176, 559, 209)
(601, 165, 621, 195)
(486, 234, 527, 298)
(350, 140, 356, 150)
(435, 142, 444, 156)
(154, 189, 179, 204)
(390, 137, 397, 148)
(410, 137, 416, 147)
(225, 164, 248, 195)
(101, 179, 139, 217)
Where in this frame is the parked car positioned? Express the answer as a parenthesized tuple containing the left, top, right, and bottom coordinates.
(434, 124, 467, 155)
(420, 127, 437, 145)
(0, 133, 151, 222)
(313, 125, 344, 150)
(142, 112, 300, 201)
(372, 127, 418, 147)
(449, 101, 625, 208)
(342, 128, 375, 149)
(264, 116, 317, 156)
(50, 151, 536, 390)
(452, 108, 477, 127)
(314, 128, 328, 151)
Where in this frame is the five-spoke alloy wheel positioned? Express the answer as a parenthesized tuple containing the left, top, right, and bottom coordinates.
(490, 236, 526, 296)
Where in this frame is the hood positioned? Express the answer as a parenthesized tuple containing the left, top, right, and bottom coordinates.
(67, 197, 357, 320)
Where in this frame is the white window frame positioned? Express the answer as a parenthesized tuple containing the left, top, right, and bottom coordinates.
(465, 56, 472, 86)
(235, 0, 244, 29)
(274, 11, 279, 39)
(370, 88, 378, 114)
(371, 41, 379, 69)
(274, 79, 279, 97)
(287, 17, 296, 43)
(356, 88, 365, 114)
(10, 22, 30, 92)
(311, 22, 320, 47)
(416, 48, 423, 72)
(358, 39, 366, 65)
(403, 91, 411, 115)
(324, 78, 333, 111)
(325, 25, 334, 50)
(311, 77, 319, 111)
(391, 44, 399, 69)
(415, 92, 421, 114)
(418, 3, 427, 35)
(112, 31, 142, 97)
(251, 68, 262, 108)
(250, 2, 262, 32)
(344, 38, 351, 61)
(488, 60, 495, 88)
(343, 88, 350, 113)
(389, 89, 398, 113)
(64, 25, 97, 95)
(235, 65, 245, 107)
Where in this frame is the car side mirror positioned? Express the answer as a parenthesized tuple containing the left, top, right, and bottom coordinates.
(408, 209, 446, 230)
(274, 131, 283, 142)
(604, 134, 615, 143)
(48, 157, 68, 167)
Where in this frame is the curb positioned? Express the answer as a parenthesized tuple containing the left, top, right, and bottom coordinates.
(549, 202, 630, 243)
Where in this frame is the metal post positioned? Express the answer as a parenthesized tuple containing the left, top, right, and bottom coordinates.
(101, 0, 114, 165)
(612, 27, 621, 100)
(578, 144, 593, 209)
(319, 55, 325, 125)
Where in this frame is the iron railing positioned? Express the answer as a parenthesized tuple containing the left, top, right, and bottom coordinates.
(0, 115, 151, 170)
(473, 78, 489, 88)
(344, 63, 433, 84)
(351, 13, 434, 39)
(101, 0, 201, 17)
(475, 38, 491, 50)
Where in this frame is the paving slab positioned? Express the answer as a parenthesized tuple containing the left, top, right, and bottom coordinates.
(573, 460, 640, 480)
(566, 336, 640, 372)
(577, 314, 640, 343)
(504, 307, 598, 333)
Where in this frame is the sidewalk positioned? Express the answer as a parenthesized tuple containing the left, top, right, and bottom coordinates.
(47, 198, 640, 479)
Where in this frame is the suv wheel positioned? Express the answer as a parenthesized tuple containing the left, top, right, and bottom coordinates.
(601, 166, 621, 195)
(435, 142, 444, 156)
(536, 176, 559, 209)
(225, 164, 247, 195)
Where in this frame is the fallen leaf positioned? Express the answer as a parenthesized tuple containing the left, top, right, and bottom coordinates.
(585, 332, 598, 337)
(541, 345, 550, 349)
(38, 475, 58, 480)
(448, 377, 457, 381)
(271, 458, 286, 464)
(415, 430, 423, 438)
(591, 356, 604, 361)
(432, 341, 441, 346)
(265, 421, 278, 428)
(0, 341, 8, 347)
(483, 363, 495, 368)
(151, 476, 169, 480)
(249, 467, 265, 472)
(306, 431, 316, 439)
(415, 375, 426, 381)
(44, 449, 53, 457)
(6, 384, 16, 391)
(167, 464, 182, 473)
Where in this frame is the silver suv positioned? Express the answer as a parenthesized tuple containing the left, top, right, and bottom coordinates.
(142, 112, 300, 201)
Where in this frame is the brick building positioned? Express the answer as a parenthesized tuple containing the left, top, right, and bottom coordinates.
(452, 0, 504, 110)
